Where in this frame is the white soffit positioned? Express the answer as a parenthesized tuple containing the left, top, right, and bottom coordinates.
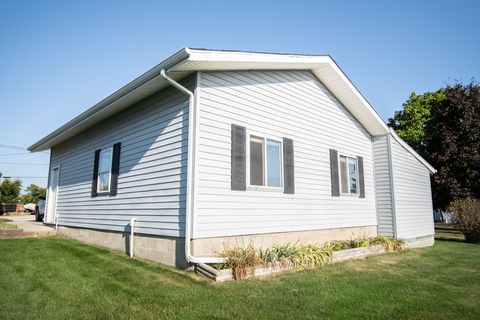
(30, 47, 389, 152)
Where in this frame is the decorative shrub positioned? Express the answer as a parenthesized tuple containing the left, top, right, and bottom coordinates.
(449, 198, 480, 243)
(370, 236, 404, 252)
(219, 245, 260, 280)
(217, 236, 405, 280)
(259, 243, 333, 268)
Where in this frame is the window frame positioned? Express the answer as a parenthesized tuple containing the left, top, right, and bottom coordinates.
(246, 131, 284, 191)
(97, 147, 113, 194)
(338, 153, 359, 196)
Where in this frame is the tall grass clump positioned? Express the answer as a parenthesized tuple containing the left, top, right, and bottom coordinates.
(371, 236, 404, 252)
(219, 244, 260, 280)
(259, 243, 333, 268)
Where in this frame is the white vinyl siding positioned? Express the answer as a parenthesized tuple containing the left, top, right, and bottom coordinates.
(373, 135, 395, 237)
(49, 77, 194, 237)
(194, 70, 377, 239)
(390, 137, 435, 239)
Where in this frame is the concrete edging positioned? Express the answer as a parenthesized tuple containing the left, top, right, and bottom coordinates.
(196, 245, 387, 282)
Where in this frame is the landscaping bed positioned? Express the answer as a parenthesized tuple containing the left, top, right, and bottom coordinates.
(198, 237, 403, 281)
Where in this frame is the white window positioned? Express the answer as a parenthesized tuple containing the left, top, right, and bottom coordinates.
(98, 148, 113, 193)
(339, 155, 358, 195)
(249, 134, 283, 188)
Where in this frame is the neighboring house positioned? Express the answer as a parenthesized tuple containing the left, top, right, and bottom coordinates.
(29, 48, 436, 267)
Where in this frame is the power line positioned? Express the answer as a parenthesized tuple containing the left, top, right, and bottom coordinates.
(1, 176, 47, 179)
(0, 161, 49, 166)
(0, 144, 27, 151)
(0, 152, 32, 157)
(0, 144, 49, 153)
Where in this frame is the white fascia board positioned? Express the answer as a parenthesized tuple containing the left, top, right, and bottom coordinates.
(389, 128, 437, 174)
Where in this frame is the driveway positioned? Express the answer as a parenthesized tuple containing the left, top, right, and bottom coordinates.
(6, 215, 56, 236)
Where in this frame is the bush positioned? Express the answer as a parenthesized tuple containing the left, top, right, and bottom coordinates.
(370, 236, 404, 252)
(449, 198, 480, 243)
(219, 245, 260, 280)
(259, 243, 333, 268)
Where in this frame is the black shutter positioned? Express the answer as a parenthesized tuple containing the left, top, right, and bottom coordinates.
(110, 143, 121, 196)
(357, 156, 365, 198)
(91, 149, 101, 197)
(283, 138, 295, 194)
(231, 124, 246, 191)
(329, 149, 340, 197)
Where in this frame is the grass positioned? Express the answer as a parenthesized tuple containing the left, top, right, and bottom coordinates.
(0, 237, 479, 320)
(435, 223, 465, 241)
(0, 223, 18, 229)
(0, 217, 18, 229)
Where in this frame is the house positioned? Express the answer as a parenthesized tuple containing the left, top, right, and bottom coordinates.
(29, 48, 436, 267)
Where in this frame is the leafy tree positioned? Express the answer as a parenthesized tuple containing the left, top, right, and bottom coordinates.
(0, 179, 22, 204)
(388, 89, 445, 156)
(424, 81, 480, 209)
(21, 184, 47, 204)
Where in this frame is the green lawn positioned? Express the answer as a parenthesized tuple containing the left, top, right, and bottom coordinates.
(0, 237, 479, 320)
(435, 223, 466, 241)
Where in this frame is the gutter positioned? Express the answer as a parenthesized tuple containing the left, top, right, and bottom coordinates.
(160, 69, 225, 265)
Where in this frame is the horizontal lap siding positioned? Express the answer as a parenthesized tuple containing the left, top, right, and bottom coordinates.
(372, 135, 394, 237)
(391, 138, 434, 239)
(50, 77, 193, 237)
(194, 70, 377, 239)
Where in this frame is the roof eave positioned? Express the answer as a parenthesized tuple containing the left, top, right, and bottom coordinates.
(29, 48, 391, 152)
(28, 47, 191, 152)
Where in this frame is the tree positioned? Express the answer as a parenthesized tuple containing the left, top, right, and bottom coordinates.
(388, 89, 445, 156)
(0, 179, 22, 204)
(424, 81, 480, 209)
(21, 184, 47, 204)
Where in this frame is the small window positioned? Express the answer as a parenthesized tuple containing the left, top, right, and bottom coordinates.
(339, 155, 358, 195)
(249, 135, 282, 188)
(98, 148, 113, 193)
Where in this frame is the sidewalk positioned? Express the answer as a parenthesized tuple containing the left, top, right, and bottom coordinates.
(2, 215, 56, 237)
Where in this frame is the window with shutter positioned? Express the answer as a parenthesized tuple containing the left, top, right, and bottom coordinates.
(91, 142, 121, 196)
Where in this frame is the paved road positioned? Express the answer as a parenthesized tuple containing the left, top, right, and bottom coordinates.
(6, 214, 56, 236)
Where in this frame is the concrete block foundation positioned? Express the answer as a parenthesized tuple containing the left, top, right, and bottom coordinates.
(191, 225, 378, 257)
(58, 226, 188, 268)
(58, 225, 379, 268)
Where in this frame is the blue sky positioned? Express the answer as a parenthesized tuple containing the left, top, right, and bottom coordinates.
(0, 0, 478, 189)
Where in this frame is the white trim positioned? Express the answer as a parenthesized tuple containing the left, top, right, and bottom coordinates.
(96, 147, 113, 194)
(388, 128, 436, 174)
(46, 165, 60, 224)
(387, 133, 398, 238)
(245, 130, 284, 191)
(338, 153, 360, 196)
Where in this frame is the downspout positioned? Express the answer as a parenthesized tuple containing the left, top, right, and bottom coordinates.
(130, 217, 135, 258)
(160, 69, 225, 264)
